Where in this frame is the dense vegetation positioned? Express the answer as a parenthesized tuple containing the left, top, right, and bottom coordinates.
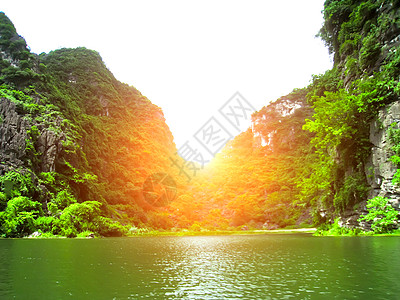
(179, 0, 400, 232)
(1, 0, 400, 237)
(301, 0, 400, 227)
(0, 12, 187, 237)
(173, 90, 316, 230)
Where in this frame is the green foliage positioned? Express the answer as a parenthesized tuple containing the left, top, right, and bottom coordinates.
(299, 0, 400, 221)
(97, 216, 128, 237)
(301, 81, 372, 216)
(0, 13, 40, 87)
(4, 2, 400, 236)
(51, 200, 127, 237)
(76, 231, 95, 238)
(304, 90, 357, 152)
(0, 85, 40, 113)
(315, 218, 363, 236)
(55, 190, 77, 207)
(179, 89, 317, 229)
(307, 68, 343, 99)
(359, 25, 380, 72)
(0, 196, 41, 237)
(0, 192, 7, 210)
(34, 216, 56, 233)
(319, 0, 380, 66)
(0, 12, 180, 237)
(298, 157, 334, 209)
(38, 46, 179, 215)
(0, 169, 36, 198)
(358, 196, 399, 233)
(39, 172, 56, 185)
(388, 123, 400, 185)
(334, 173, 369, 212)
(0, 176, 127, 237)
(25, 125, 40, 158)
(57, 201, 101, 237)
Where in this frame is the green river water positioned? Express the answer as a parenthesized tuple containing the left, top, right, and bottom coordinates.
(0, 234, 399, 299)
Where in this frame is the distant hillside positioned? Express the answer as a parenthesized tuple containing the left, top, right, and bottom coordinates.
(0, 12, 185, 237)
(184, 0, 400, 232)
(2, 0, 400, 237)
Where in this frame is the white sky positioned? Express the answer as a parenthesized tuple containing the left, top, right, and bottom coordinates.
(2, 0, 332, 151)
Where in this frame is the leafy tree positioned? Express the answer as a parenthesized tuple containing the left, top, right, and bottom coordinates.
(0, 196, 41, 237)
(304, 90, 357, 152)
(358, 196, 399, 233)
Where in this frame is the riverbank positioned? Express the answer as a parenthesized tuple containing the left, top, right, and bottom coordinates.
(315, 229, 400, 237)
(312, 218, 400, 236)
(19, 227, 400, 238)
(129, 228, 317, 237)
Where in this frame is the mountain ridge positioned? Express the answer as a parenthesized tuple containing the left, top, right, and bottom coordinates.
(2, 0, 400, 237)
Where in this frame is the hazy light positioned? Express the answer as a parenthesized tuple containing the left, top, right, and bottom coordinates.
(1, 0, 332, 149)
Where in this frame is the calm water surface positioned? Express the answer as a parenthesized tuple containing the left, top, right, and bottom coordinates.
(0, 234, 399, 299)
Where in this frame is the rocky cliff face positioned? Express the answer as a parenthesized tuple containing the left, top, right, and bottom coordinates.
(340, 102, 400, 229)
(0, 95, 65, 185)
(0, 12, 61, 176)
(0, 98, 28, 174)
(251, 89, 312, 153)
(315, 0, 400, 229)
(367, 102, 400, 208)
(0, 12, 183, 237)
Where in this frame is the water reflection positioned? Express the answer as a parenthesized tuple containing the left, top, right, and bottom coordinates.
(0, 235, 399, 299)
(0, 240, 12, 299)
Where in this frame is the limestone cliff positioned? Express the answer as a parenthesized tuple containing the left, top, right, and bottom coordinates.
(367, 103, 400, 205)
(0, 98, 29, 172)
(317, 0, 400, 229)
(0, 12, 180, 237)
(0, 97, 65, 175)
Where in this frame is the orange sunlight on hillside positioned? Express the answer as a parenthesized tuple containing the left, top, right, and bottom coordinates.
(138, 89, 313, 231)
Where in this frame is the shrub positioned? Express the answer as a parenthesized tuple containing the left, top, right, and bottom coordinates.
(97, 216, 127, 237)
(34, 216, 56, 233)
(358, 196, 399, 233)
(0, 196, 41, 237)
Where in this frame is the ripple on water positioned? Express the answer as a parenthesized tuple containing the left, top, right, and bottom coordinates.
(1, 235, 400, 299)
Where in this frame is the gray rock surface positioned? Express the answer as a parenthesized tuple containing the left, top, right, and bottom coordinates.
(0, 98, 28, 174)
(341, 101, 400, 229)
(366, 101, 400, 207)
(0, 97, 65, 175)
(36, 123, 64, 173)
